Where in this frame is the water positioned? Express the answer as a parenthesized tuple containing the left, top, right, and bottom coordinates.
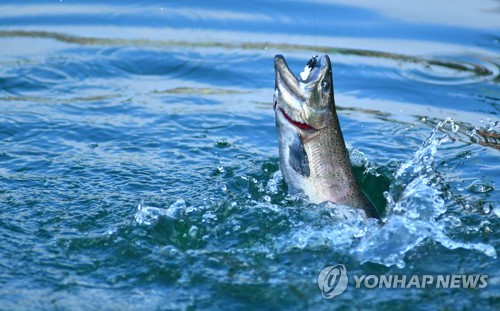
(0, 0, 499, 310)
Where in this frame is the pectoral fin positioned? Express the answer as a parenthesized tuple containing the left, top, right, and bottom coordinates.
(288, 135, 310, 177)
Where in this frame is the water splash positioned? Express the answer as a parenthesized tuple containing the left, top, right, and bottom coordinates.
(353, 118, 497, 268)
(134, 199, 186, 225)
(133, 120, 496, 270)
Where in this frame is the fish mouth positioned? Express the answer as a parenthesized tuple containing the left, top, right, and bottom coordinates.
(274, 54, 331, 131)
(278, 106, 313, 130)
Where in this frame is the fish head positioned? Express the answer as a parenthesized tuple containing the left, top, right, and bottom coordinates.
(274, 54, 334, 136)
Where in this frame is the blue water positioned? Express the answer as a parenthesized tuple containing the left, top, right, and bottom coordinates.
(0, 1, 499, 310)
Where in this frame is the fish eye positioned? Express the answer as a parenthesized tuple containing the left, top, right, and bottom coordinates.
(321, 79, 330, 92)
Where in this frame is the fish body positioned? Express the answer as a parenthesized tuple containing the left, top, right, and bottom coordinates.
(274, 54, 378, 218)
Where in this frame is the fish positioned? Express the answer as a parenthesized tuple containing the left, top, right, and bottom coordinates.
(273, 54, 379, 218)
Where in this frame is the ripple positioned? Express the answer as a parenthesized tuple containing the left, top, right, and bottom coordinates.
(2, 30, 498, 88)
(152, 87, 247, 95)
(400, 58, 499, 85)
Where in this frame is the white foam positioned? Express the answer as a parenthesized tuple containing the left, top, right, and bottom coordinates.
(134, 199, 186, 225)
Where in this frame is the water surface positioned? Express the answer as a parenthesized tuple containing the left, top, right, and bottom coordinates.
(0, 1, 499, 310)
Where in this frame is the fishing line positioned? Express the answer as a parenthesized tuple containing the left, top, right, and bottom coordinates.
(312, 0, 318, 52)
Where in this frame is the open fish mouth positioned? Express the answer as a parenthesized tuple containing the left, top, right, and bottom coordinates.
(274, 54, 332, 131)
(275, 103, 314, 130)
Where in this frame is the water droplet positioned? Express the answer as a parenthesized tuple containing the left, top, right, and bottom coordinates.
(467, 128, 477, 137)
(188, 226, 199, 238)
(467, 180, 494, 193)
(257, 183, 265, 192)
(482, 203, 491, 214)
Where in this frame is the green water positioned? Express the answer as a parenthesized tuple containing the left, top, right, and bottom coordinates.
(0, 1, 499, 310)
